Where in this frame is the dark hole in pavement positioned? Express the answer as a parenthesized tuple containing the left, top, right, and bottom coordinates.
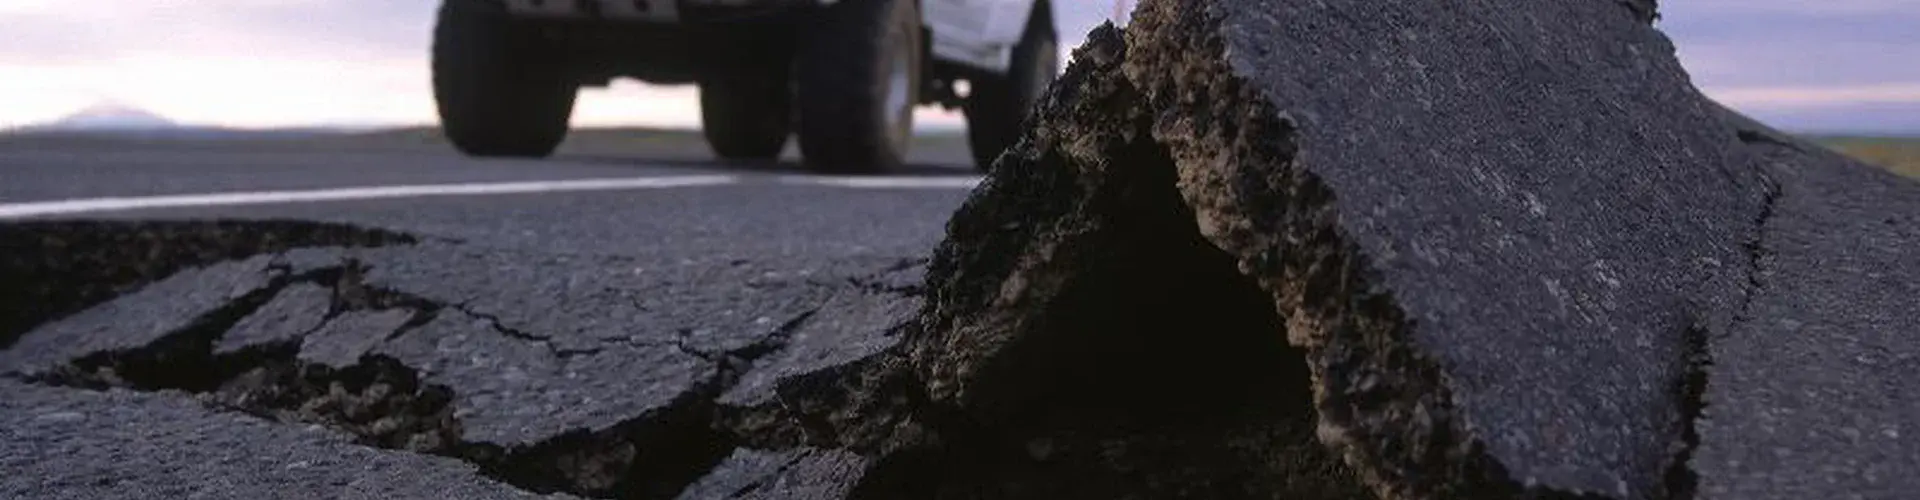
(1663, 322, 1711, 500)
(854, 137, 1367, 498)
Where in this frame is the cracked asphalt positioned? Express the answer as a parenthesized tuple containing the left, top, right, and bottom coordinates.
(1, 379, 575, 500)
(1699, 123, 1920, 500)
(4, 4, 1918, 498)
(0, 137, 967, 499)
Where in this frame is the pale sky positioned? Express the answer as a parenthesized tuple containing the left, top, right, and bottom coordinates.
(2, 0, 1915, 133)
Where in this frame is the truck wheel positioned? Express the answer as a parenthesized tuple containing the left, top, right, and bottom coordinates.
(963, 2, 1057, 172)
(432, 2, 577, 158)
(700, 70, 792, 161)
(795, 0, 921, 174)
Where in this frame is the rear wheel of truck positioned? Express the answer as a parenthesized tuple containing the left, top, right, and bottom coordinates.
(700, 68, 793, 161)
(963, 2, 1057, 172)
(795, 0, 921, 174)
(431, 2, 578, 158)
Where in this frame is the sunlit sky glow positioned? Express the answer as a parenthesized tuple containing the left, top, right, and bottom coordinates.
(2, 0, 1916, 133)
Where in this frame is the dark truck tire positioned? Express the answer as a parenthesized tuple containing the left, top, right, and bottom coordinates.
(700, 68, 793, 161)
(963, 1, 1057, 172)
(432, 2, 578, 158)
(795, 0, 922, 174)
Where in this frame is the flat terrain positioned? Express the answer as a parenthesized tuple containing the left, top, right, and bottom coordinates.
(1812, 136, 1920, 179)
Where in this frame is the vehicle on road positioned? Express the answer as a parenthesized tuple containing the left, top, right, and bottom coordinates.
(430, 0, 1060, 173)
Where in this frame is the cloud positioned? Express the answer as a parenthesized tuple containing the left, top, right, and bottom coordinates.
(0, 55, 433, 128)
(1677, 39, 1920, 91)
(1654, 0, 1920, 125)
(1713, 84, 1920, 108)
(1743, 102, 1920, 135)
(0, 0, 433, 65)
(1666, 0, 1917, 17)
(1659, 1, 1919, 84)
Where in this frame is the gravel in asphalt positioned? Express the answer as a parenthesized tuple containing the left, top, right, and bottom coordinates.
(1692, 119, 1920, 500)
(0, 379, 577, 500)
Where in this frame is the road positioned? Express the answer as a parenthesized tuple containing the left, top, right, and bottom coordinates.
(0, 134, 977, 499)
(0, 135, 979, 255)
(5, 120, 1915, 500)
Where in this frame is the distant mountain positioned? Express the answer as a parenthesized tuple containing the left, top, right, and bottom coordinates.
(4, 102, 357, 140)
(37, 102, 180, 132)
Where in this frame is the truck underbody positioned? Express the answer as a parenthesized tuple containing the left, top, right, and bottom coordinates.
(432, 0, 1055, 172)
(525, 16, 977, 109)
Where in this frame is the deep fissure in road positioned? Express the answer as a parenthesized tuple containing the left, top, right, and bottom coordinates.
(878, 220, 1371, 494)
(1662, 322, 1711, 500)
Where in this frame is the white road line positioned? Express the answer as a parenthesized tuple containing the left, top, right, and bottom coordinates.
(778, 175, 984, 189)
(0, 175, 742, 220)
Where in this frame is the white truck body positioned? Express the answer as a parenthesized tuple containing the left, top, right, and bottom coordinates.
(920, 0, 1040, 73)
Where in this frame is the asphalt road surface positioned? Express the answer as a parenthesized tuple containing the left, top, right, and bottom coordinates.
(0, 135, 979, 255)
(5, 122, 1914, 500)
(0, 134, 976, 499)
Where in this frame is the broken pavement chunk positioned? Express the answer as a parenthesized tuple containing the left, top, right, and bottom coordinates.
(374, 309, 712, 449)
(215, 282, 334, 355)
(349, 244, 833, 356)
(298, 308, 415, 367)
(1, 254, 279, 375)
(904, 0, 1779, 496)
(719, 288, 914, 408)
(0, 220, 413, 350)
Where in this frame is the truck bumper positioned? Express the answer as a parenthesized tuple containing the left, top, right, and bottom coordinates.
(443, 0, 811, 85)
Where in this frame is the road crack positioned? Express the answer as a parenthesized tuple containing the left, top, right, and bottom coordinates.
(1661, 320, 1712, 500)
(13, 254, 739, 499)
(0, 220, 413, 349)
(1732, 173, 1784, 333)
(5, 220, 936, 499)
(453, 304, 554, 343)
(675, 308, 822, 395)
(1657, 139, 1787, 500)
